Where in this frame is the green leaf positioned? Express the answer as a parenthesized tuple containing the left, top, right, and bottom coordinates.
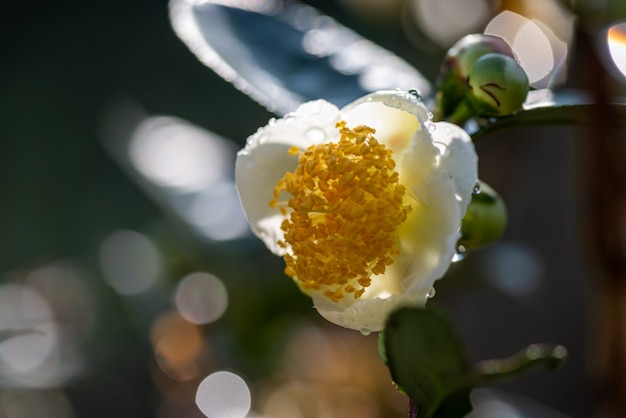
(381, 306, 569, 418)
(381, 306, 476, 418)
(471, 89, 626, 141)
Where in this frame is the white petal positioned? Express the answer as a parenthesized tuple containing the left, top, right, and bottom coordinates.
(430, 122, 478, 214)
(341, 90, 431, 122)
(341, 91, 432, 158)
(399, 170, 462, 292)
(316, 288, 428, 333)
(235, 91, 478, 333)
(394, 125, 467, 295)
(315, 162, 463, 332)
(312, 92, 477, 332)
(236, 144, 297, 254)
(235, 100, 341, 254)
(240, 100, 340, 151)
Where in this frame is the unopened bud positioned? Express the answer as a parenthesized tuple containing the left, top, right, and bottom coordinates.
(439, 34, 515, 83)
(467, 53, 529, 117)
(435, 34, 516, 119)
(459, 181, 507, 249)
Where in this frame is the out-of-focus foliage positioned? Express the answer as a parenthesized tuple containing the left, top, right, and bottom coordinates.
(1, 0, 624, 417)
(563, 0, 626, 29)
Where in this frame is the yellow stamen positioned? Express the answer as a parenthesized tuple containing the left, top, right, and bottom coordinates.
(270, 121, 412, 302)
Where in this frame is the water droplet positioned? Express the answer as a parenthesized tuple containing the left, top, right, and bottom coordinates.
(473, 182, 481, 194)
(268, 118, 277, 126)
(452, 245, 467, 262)
(284, 113, 296, 122)
(305, 127, 326, 142)
(427, 123, 437, 132)
(408, 88, 422, 100)
(427, 112, 434, 120)
(360, 328, 372, 336)
(426, 287, 436, 299)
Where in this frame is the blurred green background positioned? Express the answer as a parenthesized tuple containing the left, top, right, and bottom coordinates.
(3, 0, 624, 416)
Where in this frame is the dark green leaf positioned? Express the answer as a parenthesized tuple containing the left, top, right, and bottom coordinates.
(381, 306, 569, 418)
(471, 89, 626, 140)
(381, 306, 476, 418)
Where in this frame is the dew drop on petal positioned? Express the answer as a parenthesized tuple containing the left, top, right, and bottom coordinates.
(305, 127, 326, 142)
(427, 122, 437, 132)
(452, 245, 468, 263)
(408, 88, 422, 100)
(268, 118, 277, 126)
(360, 328, 372, 336)
(473, 182, 482, 194)
(426, 287, 437, 299)
(427, 112, 434, 121)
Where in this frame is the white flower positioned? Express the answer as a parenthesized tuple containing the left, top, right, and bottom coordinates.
(236, 90, 477, 332)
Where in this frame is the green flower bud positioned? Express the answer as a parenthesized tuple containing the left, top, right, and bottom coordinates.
(439, 34, 515, 83)
(435, 34, 515, 119)
(467, 53, 530, 117)
(459, 181, 507, 249)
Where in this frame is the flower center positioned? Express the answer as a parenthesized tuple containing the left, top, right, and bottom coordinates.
(269, 121, 412, 302)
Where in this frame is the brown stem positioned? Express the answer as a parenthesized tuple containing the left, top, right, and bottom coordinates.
(581, 31, 626, 418)
(409, 398, 418, 418)
(593, 281, 626, 418)
(587, 123, 626, 418)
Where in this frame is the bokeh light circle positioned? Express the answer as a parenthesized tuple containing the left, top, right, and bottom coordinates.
(0, 284, 57, 376)
(411, 0, 491, 47)
(607, 22, 626, 79)
(129, 116, 232, 193)
(151, 311, 205, 381)
(196, 371, 251, 418)
(485, 11, 560, 87)
(175, 272, 229, 325)
(99, 230, 162, 295)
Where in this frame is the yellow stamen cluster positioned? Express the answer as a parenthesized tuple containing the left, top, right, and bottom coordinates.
(269, 121, 412, 302)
